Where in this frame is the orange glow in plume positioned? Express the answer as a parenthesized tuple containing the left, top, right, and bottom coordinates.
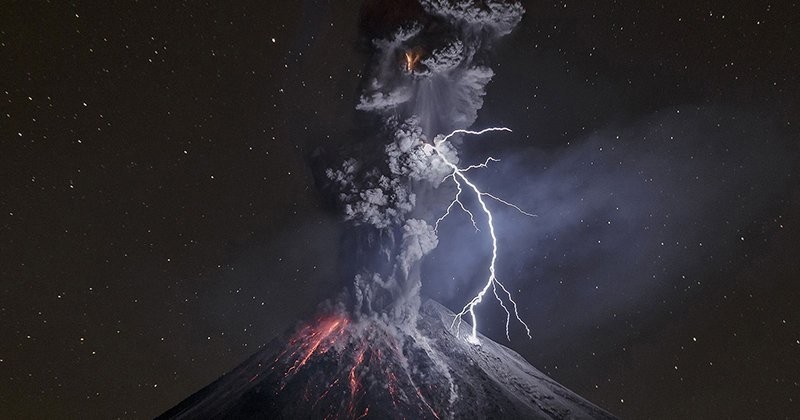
(404, 49, 422, 72)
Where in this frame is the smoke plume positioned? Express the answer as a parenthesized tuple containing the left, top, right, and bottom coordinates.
(325, 0, 524, 326)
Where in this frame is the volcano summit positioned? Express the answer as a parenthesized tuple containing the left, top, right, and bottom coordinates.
(159, 300, 616, 419)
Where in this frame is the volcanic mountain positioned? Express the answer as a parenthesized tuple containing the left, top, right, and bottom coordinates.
(158, 300, 616, 419)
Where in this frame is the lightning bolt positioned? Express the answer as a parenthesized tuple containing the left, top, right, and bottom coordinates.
(430, 127, 534, 344)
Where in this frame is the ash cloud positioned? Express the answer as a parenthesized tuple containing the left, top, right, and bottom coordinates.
(419, 0, 525, 36)
(358, 0, 524, 137)
(322, 0, 524, 326)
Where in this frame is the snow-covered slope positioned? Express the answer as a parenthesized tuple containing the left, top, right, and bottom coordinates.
(158, 300, 616, 419)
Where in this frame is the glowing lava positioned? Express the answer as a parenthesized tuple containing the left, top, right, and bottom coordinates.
(429, 127, 535, 344)
(266, 316, 442, 419)
(347, 343, 368, 416)
(275, 314, 350, 386)
(404, 49, 422, 73)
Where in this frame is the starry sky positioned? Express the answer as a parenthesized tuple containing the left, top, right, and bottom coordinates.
(1, 1, 798, 419)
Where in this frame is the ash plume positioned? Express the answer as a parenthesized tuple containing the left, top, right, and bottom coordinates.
(327, 0, 524, 326)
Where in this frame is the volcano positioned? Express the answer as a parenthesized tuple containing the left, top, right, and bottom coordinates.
(158, 300, 616, 419)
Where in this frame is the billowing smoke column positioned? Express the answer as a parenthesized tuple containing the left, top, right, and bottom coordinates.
(327, 0, 529, 342)
(165, 3, 554, 418)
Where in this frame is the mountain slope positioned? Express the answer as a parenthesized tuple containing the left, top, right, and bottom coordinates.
(158, 300, 616, 419)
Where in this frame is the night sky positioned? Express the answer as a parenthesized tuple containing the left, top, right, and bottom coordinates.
(2, 1, 799, 419)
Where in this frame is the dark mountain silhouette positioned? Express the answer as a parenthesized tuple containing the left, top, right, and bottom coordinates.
(159, 300, 616, 419)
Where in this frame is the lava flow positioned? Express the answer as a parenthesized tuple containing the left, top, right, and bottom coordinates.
(262, 315, 442, 420)
(276, 314, 350, 384)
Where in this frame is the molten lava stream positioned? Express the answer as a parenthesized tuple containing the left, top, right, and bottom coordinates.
(347, 343, 368, 416)
(274, 314, 349, 390)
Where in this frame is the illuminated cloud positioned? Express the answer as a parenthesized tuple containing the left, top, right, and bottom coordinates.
(326, 0, 525, 325)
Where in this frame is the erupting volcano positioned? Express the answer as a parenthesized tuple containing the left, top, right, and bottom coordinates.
(158, 301, 615, 419)
(161, 1, 616, 418)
